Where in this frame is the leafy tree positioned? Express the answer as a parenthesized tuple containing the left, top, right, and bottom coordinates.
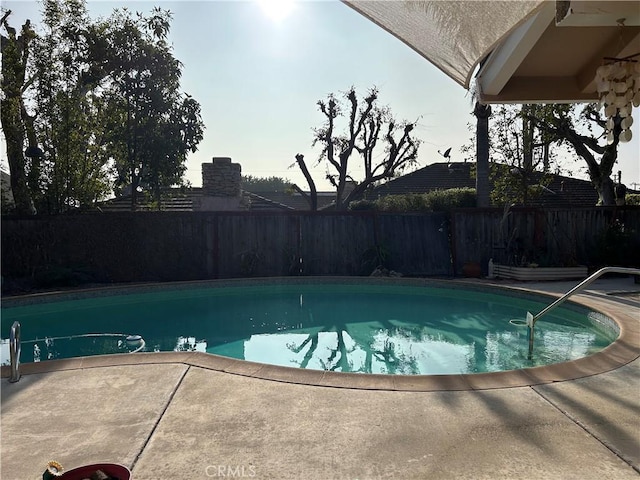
(242, 175, 292, 192)
(526, 104, 624, 206)
(29, 0, 113, 213)
(295, 86, 421, 210)
(100, 7, 203, 209)
(488, 104, 566, 206)
(464, 104, 568, 206)
(1, 1, 203, 213)
(1, 10, 36, 214)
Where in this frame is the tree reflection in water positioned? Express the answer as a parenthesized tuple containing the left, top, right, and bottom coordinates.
(285, 324, 423, 374)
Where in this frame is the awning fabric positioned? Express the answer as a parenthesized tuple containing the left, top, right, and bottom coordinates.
(344, 1, 544, 90)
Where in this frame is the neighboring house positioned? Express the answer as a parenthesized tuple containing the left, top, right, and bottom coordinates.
(243, 190, 335, 211)
(14, 158, 634, 213)
(98, 158, 336, 212)
(364, 162, 616, 208)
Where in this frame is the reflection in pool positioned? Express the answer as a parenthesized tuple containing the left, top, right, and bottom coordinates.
(1, 281, 617, 375)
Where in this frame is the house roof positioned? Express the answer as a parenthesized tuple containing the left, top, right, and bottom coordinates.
(98, 187, 337, 212)
(98, 189, 196, 212)
(244, 190, 336, 211)
(366, 162, 608, 208)
(371, 163, 477, 197)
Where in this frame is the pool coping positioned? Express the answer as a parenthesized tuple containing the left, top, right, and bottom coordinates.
(2, 277, 638, 391)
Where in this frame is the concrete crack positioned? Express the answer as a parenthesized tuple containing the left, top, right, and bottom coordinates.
(130, 364, 191, 472)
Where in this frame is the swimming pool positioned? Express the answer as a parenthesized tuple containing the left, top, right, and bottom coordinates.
(0, 279, 618, 375)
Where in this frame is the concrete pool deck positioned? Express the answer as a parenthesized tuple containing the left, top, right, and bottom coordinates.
(1, 277, 639, 479)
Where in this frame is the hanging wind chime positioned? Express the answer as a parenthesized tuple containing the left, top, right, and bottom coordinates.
(594, 53, 640, 144)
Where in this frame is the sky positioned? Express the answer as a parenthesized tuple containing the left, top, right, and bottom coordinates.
(2, 0, 639, 191)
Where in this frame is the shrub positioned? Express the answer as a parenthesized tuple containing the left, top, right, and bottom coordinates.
(348, 199, 377, 211)
(424, 187, 476, 211)
(377, 194, 424, 212)
(626, 193, 640, 206)
(348, 188, 477, 212)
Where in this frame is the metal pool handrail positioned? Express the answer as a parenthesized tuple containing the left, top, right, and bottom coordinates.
(6, 328, 146, 382)
(526, 266, 640, 360)
(20, 332, 146, 353)
(9, 321, 21, 383)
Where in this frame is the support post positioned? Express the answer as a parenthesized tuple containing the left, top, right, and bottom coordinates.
(9, 321, 21, 383)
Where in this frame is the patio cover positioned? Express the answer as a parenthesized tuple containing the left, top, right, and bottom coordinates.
(344, 1, 640, 103)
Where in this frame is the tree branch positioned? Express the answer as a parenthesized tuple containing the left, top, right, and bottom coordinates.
(294, 153, 317, 210)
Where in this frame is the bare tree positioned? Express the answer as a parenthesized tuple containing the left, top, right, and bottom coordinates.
(294, 86, 421, 210)
(290, 153, 317, 210)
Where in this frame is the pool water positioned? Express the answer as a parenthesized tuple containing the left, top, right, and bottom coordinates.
(1, 282, 617, 375)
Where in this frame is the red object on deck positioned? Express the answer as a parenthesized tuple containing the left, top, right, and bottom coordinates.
(59, 463, 131, 479)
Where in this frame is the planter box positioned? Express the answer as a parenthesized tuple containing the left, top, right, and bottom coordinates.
(493, 264, 588, 281)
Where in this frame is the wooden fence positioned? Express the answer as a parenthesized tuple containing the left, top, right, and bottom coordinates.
(2, 207, 638, 287)
(0, 211, 453, 284)
(451, 207, 640, 275)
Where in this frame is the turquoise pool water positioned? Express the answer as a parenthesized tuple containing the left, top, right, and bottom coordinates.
(1, 282, 618, 375)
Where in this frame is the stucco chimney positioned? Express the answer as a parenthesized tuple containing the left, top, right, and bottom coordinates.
(202, 157, 241, 197)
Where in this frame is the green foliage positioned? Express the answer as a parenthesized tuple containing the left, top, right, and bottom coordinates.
(100, 7, 204, 207)
(348, 199, 377, 211)
(349, 188, 476, 212)
(487, 104, 567, 206)
(375, 193, 426, 212)
(1, 1, 203, 213)
(242, 175, 292, 192)
(463, 104, 581, 207)
(626, 194, 640, 206)
(26, 0, 114, 212)
(423, 188, 477, 211)
(540, 104, 621, 205)
(489, 164, 553, 207)
(360, 243, 391, 274)
(1, 12, 37, 214)
(593, 220, 640, 268)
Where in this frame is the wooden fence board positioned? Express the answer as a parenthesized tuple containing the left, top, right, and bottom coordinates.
(378, 213, 453, 276)
(452, 207, 640, 275)
(2, 208, 638, 285)
(214, 214, 300, 278)
(299, 214, 375, 275)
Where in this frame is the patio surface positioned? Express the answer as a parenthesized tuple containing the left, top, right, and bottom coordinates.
(1, 277, 639, 480)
